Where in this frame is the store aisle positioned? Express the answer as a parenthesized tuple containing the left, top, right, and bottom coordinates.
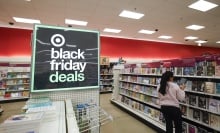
(0, 94, 157, 133)
(100, 93, 157, 133)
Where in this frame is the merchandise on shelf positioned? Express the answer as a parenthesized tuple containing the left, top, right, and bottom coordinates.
(99, 62, 116, 93)
(112, 55, 220, 132)
(0, 63, 30, 102)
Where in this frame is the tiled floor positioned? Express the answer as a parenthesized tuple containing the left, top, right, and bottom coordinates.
(0, 94, 157, 133)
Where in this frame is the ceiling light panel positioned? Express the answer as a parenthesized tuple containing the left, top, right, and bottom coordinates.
(188, 0, 218, 12)
(195, 40, 207, 43)
(158, 35, 172, 39)
(119, 10, 144, 19)
(184, 36, 198, 40)
(13, 17, 41, 24)
(185, 24, 205, 30)
(138, 29, 156, 34)
(103, 28, 121, 33)
(65, 19, 88, 26)
(216, 41, 220, 43)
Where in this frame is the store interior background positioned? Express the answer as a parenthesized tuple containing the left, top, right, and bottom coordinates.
(1, 27, 220, 63)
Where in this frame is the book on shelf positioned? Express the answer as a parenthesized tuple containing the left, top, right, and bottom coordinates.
(188, 108, 193, 118)
(188, 124, 197, 133)
(185, 80, 192, 91)
(175, 67, 183, 76)
(210, 114, 220, 129)
(208, 98, 219, 113)
(206, 61, 215, 76)
(215, 65, 220, 77)
(193, 109, 200, 121)
(201, 111, 209, 125)
(192, 81, 198, 91)
(183, 67, 195, 76)
(180, 105, 187, 116)
(204, 82, 215, 94)
(189, 94, 198, 106)
(197, 81, 205, 92)
(216, 83, 220, 95)
(198, 97, 207, 109)
(195, 61, 206, 76)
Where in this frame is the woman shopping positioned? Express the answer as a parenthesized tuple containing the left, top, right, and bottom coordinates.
(158, 71, 185, 133)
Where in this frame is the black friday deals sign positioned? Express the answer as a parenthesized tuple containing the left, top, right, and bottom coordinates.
(31, 25, 99, 92)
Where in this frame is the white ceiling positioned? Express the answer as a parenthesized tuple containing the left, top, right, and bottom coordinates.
(0, 0, 220, 47)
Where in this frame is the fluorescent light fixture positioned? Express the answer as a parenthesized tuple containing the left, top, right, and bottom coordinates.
(184, 36, 198, 40)
(188, 0, 218, 12)
(195, 40, 207, 43)
(138, 29, 156, 34)
(158, 35, 172, 39)
(185, 24, 205, 30)
(103, 28, 121, 33)
(119, 10, 144, 19)
(13, 17, 40, 24)
(216, 41, 220, 43)
(65, 19, 88, 26)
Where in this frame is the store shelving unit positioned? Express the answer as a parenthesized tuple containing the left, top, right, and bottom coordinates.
(111, 56, 220, 133)
(0, 64, 30, 102)
(100, 62, 116, 93)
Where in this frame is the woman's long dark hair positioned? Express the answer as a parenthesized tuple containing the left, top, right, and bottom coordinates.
(159, 71, 174, 95)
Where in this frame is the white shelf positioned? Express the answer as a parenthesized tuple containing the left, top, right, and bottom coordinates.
(111, 99, 165, 131)
(120, 87, 158, 98)
(182, 116, 220, 132)
(6, 83, 29, 86)
(65, 100, 79, 133)
(185, 90, 220, 97)
(100, 79, 113, 81)
(0, 96, 29, 101)
(174, 75, 220, 79)
(179, 102, 220, 116)
(7, 71, 30, 73)
(119, 80, 158, 87)
(5, 77, 30, 80)
(39, 101, 66, 133)
(120, 93, 160, 109)
(121, 73, 162, 76)
(5, 89, 29, 92)
(100, 74, 113, 76)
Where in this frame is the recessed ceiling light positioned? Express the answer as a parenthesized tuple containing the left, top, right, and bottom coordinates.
(25, 0, 31, 1)
(119, 10, 144, 19)
(103, 28, 121, 33)
(184, 36, 198, 40)
(65, 19, 88, 26)
(216, 41, 220, 43)
(195, 40, 207, 43)
(185, 24, 205, 30)
(13, 17, 40, 24)
(188, 0, 218, 12)
(138, 29, 156, 34)
(158, 35, 172, 39)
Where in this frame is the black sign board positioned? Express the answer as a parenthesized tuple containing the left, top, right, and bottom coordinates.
(31, 25, 99, 92)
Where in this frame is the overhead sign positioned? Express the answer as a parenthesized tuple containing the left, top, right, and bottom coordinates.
(31, 24, 99, 92)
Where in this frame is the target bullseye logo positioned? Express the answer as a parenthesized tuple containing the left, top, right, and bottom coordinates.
(51, 34, 65, 47)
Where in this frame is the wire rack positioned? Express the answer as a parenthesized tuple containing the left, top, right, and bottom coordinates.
(73, 102, 113, 133)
